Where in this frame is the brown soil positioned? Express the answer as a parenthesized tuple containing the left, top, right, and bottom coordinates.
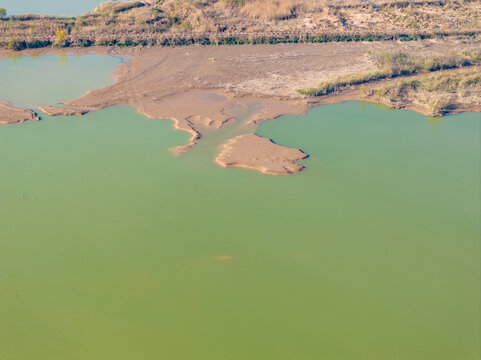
(0, 101, 39, 124)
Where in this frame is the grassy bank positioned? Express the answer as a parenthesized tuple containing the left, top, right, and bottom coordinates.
(365, 69, 481, 116)
(297, 50, 481, 96)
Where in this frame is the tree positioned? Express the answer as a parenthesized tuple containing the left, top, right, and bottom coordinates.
(0, 8, 7, 19)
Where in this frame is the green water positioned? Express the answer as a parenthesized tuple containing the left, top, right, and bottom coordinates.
(0, 53, 122, 107)
(1, 55, 480, 360)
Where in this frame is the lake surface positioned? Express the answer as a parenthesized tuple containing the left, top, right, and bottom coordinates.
(1, 54, 480, 360)
(1, 0, 105, 16)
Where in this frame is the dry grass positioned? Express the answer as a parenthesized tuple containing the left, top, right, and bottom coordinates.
(240, 0, 298, 20)
(1, 0, 480, 49)
(367, 69, 481, 116)
(298, 50, 479, 96)
(229, 0, 326, 19)
(93, 1, 145, 15)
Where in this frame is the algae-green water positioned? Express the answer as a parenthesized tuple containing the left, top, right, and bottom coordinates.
(1, 54, 480, 360)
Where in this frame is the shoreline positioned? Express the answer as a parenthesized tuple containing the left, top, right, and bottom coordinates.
(2, 41, 480, 119)
(1, 41, 480, 174)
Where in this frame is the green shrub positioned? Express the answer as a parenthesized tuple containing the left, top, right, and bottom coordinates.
(6, 36, 26, 51)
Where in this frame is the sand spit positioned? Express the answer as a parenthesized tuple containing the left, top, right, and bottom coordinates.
(117, 90, 307, 154)
(0, 101, 39, 124)
(216, 134, 308, 175)
(37, 106, 90, 116)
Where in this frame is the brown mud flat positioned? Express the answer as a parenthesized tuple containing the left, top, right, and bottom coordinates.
(58, 41, 470, 118)
(1, 40, 480, 175)
(36, 106, 90, 116)
(216, 134, 308, 175)
(0, 101, 39, 124)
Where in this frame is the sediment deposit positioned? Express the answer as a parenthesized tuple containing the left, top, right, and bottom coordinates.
(216, 134, 308, 175)
(0, 101, 39, 124)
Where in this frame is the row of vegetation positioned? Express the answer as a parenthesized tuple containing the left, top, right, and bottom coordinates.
(297, 50, 481, 96)
(365, 69, 481, 116)
(0, 0, 479, 50)
(2, 30, 479, 51)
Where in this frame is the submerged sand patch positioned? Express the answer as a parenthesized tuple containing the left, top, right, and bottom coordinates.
(211, 256, 236, 261)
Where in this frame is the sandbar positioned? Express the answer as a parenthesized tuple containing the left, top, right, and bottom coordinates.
(216, 134, 308, 175)
(37, 106, 90, 116)
(0, 101, 39, 124)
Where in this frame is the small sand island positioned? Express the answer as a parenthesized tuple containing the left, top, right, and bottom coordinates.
(0, 101, 39, 124)
(1, 0, 480, 175)
(216, 134, 308, 175)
